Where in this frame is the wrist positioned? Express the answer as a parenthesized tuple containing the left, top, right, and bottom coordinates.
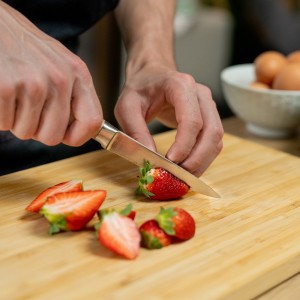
(125, 41, 177, 78)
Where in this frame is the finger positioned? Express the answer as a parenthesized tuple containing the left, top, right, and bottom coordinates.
(0, 79, 16, 131)
(114, 89, 156, 151)
(192, 140, 223, 177)
(63, 78, 103, 146)
(11, 77, 46, 140)
(179, 87, 224, 175)
(164, 74, 203, 163)
(33, 92, 70, 145)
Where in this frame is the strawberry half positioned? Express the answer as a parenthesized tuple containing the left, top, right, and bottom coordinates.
(156, 207, 196, 241)
(26, 179, 83, 213)
(40, 190, 106, 234)
(136, 161, 190, 200)
(139, 220, 172, 249)
(97, 210, 141, 260)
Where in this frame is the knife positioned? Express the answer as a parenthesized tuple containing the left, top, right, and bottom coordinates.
(94, 120, 220, 198)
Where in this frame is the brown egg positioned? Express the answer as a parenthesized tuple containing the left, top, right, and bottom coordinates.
(254, 51, 287, 85)
(272, 63, 300, 90)
(287, 51, 300, 64)
(249, 81, 270, 90)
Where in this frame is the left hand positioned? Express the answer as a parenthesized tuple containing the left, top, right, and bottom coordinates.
(114, 63, 224, 176)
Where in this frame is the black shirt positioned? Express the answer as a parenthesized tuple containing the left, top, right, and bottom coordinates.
(0, 0, 119, 175)
(4, 0, 119, 49)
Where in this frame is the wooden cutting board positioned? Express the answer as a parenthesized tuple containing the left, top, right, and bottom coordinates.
(1, 131, 300, 300)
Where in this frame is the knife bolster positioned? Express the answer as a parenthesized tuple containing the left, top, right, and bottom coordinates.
(94, 120, 119, 148)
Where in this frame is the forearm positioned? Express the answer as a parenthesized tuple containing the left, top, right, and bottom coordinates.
(114, 0, 177, 74)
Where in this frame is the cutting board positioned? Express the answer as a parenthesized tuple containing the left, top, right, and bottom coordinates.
(1, 131, 300, 300)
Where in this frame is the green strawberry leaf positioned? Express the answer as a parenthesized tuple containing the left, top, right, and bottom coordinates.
(155, 207, 178, 236)
(40, 207, 67, 235)
(49, 223, 62, 235)
(141, 231, 163, 249)
(136, 160, 155, 198)
(94, 221, 101, 232)
(119, 204, 133, 216)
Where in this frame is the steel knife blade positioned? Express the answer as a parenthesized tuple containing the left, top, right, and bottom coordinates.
(94, 120, 220, 198)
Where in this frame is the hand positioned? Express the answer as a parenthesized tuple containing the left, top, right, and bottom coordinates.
(0, 2, 103, 146)
(114, 64, 224, 176)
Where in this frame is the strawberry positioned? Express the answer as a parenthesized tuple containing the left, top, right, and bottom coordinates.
(155, 207, 196, 241)
(136, 160, 190, 200)
(40, 190, 106, 234)
(26, 179, 83, 213)
(96, 203, 136, 222)
(97, 210, 141, 259)
(139, 220, 172, 249)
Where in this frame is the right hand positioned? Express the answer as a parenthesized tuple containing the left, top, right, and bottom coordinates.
(0, 2, 103, 146)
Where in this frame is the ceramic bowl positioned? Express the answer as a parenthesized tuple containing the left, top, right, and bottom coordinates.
(221, 64, 300, 138)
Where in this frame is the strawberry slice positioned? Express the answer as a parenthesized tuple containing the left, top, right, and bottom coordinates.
(136, 161, 190, 200)
(156, 207, 196, 241)
(97, 210, 141, 259)
(40, 190, 106, 234)
(139, 219, 172, 249)
(26, 179, 83, 213)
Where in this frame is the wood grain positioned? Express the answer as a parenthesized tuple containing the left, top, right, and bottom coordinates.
(1, 131, 300, 300)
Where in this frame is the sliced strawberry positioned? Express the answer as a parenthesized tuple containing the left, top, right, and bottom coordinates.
(96, 203, 136, 222)
(40, 190, 106, 234)
(156, 207, 196, 241)
(26, 179, 83, 213)
(139, 219, 172, 249)
(97, 211, 141, 259)
(136, 161, 190, 200)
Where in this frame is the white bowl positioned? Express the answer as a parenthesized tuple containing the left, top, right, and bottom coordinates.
(221, 64, 300, 138)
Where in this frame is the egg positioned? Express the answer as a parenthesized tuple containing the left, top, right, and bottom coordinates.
(287, 50, 300, 64)
(254, 51, 287, 85)
(249, 81, 270, 90)
(272, 63, 300, 90)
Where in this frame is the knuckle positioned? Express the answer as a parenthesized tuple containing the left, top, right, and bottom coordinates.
(71, 57, 91, 81)
(202, 85, 213, 97)
(176, 73, 196, 86)
(188, 116, 203, 129)
(24, 77, 45, 100)
(213, 124, 224, 142)
(0, 81, 16, 101)
(215, 140, 223, 155)
(197, 83, 213, 99)
(51, 70, 68, 91)
(86, 115, 102, 132)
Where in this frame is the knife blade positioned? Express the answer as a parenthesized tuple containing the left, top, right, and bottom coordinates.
(94, 120, 220, 198)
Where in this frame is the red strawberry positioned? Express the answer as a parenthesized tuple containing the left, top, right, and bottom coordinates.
(97, 210, 141, 259)
(127, 210, 136, 220)
(40, 190, 106, 234)
(155, 207, 196, 241)
(26, 179, 83, 213)
(139, 220, 172, 249)
(136, 161, 190, 200)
